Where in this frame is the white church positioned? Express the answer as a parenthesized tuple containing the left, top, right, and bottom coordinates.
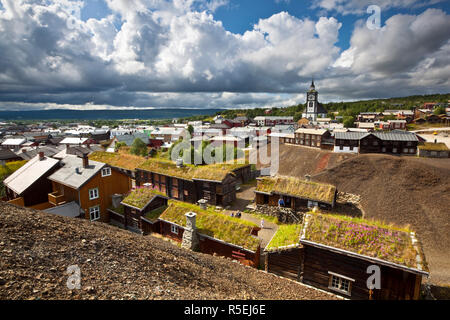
(301, 80, 328, 122)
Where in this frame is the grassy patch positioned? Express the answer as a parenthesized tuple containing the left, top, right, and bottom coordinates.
(245, 210, 279, 225)
(138, 158, 248, 182)
(144, 205, 168, 222)
(89, 151, 146, 171)
(160, 200, 260, 251)
(303, 213, 424, 270)
(418, 142, 449, 151)
(266, 224, 303, 250)
(108, 204, 124, 215)
(122, 187, 165, 210)
(256, 176, 336, 204)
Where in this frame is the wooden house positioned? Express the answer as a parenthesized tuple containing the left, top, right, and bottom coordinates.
(3, 153, 60, 207)
(299, 213, 429, 300)
(157, 201, 261, 267)
(294, 128, 333, 149)
(418, 142, 450, 158)
(48, 154, 131, 223)
(115, 187, 168, 234)
(135, 159, 243, 207)
(0, 149, 22, 165)
(254, 176, 337, 210)
(359, 132, 419, 155)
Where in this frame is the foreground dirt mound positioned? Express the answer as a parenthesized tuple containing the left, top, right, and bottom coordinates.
(0, 202, 336, 300)
(311, 154, 450, 285)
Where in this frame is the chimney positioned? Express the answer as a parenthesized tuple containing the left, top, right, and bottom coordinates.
(82, 154, 89, 168)
(197, 199, 208, 210)
(305, 174, 311, 182)
(39, 152, 45, 161)
(181, 212, 199, 251)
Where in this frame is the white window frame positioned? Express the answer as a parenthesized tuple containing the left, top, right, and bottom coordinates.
(171, 224, 179, 235)
(328, 271, 355, 296)
(89, 187, 99, 200)
(89, 205, 100, 221)
(101, 167, 111, 177)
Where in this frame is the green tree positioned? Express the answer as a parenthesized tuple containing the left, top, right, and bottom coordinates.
(434, 106, 445, 115)
(114, 141, 127, 152)
(187, 124, 194, 136)
(130, 138, 148, 157)
(343, 116, 355, 128)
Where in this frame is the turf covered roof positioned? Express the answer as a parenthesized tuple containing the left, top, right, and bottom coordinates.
(256, 176, 336, 204)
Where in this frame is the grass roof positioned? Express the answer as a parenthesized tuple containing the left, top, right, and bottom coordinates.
(302, 213, 427, 271)
(89, 151, 146, 171)
(144, 205, 168, 222)
(121, 187, 166, 210)
(138, 158, 243, 182)
(418, 142, 449, 151)
(266, 224, 303, 251)
(159, 200, 260, 251)
(256, 176, 336, 204)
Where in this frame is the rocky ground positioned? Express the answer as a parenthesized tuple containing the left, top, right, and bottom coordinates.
(0, 202, 338, 300)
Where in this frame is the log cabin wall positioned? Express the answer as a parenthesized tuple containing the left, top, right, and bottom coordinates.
(301, 244, 422, 300)
(199, 236, 260, 267)
(265, 247, 303, 281)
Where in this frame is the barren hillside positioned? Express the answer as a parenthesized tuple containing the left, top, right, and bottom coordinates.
(0, 202, 337, 300)
(274, 145, 450, 285)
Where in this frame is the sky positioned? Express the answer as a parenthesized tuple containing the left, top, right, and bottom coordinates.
(0, 0, 449, 111)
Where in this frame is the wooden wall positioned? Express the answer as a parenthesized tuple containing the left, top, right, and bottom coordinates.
(265, 247, 303, 281)
(301, 244, 423, 300)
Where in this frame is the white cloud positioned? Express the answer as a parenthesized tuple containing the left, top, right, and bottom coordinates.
(313, 0, 445, 15)
(0, 0, 448, 110)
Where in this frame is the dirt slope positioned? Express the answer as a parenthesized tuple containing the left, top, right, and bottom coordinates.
(0, 202, 336, 300)
(275, 147, 449, 285)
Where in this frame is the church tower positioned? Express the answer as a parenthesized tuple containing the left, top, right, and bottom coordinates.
(302, 80, 327, 122)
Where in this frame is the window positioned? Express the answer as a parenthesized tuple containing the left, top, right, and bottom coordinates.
(89, 188, 99, 200)
(101, 167, 111, 177)
(89, 206, 100, 221)
(328, 272, 354, 296)
(171, 225, 179, 234)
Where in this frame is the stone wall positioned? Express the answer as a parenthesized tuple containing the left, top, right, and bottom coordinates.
(255, 204, 303, 224)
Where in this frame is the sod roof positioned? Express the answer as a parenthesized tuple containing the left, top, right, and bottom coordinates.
(159, 201, 260, 251)
(266, 224, 303, 251)
(89, 151, 146, 171)
(301, 213, 428, 272)
(121, 187, 166, 210)
(418, 142, 449, 151)
(256, 176, 337, 204)
(138, 159, 245, 182)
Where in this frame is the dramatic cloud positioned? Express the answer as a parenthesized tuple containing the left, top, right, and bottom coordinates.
(314, 0, 445, 15)
(0, 0, 448, 110)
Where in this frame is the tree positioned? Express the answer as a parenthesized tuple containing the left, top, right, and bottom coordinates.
(187, 124, 194, 136)
(343, 116, 355, 128)
(434, 106, 445, 115)
(130, 138, 148, 157)
(293, 111, 303, 122)
(114, 141, 127, 152)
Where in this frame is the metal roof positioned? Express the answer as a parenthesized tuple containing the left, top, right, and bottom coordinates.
(372, 132, 419, 142)
(48, 155, 105, 190)
(334, 132, 369, 140)
(3, 155, 60, 195)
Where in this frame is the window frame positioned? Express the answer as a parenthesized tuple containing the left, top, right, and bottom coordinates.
(101, 167, 112, 177)
(328, 272, 354, 296)
(89, 187, 99, 200)
(89, 205, 101, 221)
(171, 224, 179, 235)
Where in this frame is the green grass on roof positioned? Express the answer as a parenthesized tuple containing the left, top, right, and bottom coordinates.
(89, 151, 146, 171)
(266, 224, 303, 251)
(122, 187, 165, 210)
(418, 142, 449, 151)
(144, 205, 168, 222)
(303, 213, 426, 270)
(138, 158, 246, 182)
(159, 200, 260, 251)
(256, 176, 336, 203)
